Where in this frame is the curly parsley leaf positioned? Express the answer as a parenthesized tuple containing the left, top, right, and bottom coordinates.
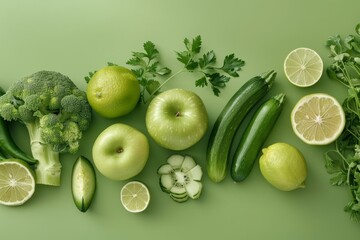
(125, 35, 245, 103)
(126, 41, 171, 103)
(220, 54, 246, 77)
(324, 150, 347, 186)
(175, 35, 245, 96)
(325, 22, 360, 222)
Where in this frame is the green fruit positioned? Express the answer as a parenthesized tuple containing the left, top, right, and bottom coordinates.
(86, 65, 140, 118)
(145, 88, 208, 151)
(259, 142, 307, 191)
(92, 123, 149, 181)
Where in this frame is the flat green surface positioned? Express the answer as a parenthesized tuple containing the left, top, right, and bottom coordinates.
(0, 0, 359, 239)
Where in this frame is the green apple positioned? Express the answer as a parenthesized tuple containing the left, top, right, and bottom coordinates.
(145, 88, 208, 150)
(92, 123, 149, 181)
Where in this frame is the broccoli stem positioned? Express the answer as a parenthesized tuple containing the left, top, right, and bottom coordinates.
(25, 120, 61, 186)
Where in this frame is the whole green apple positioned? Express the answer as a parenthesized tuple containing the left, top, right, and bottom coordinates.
(92, 123, 149, 181)
(145, 88, 208, 150)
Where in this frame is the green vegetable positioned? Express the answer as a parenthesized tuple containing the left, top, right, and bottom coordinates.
(206, 70, 276, 183)
(324, 23, 360, 222)
(126, 35, 245, 103)
(0, 87, 37, 165)
(0, 71, 92, 186)
(71, 155, 96, 212)
(230, 93, 285, 182)
(158, 154, 203, 203)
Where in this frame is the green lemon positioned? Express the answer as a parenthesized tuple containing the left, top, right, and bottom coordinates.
(259, 142, 307, 191)
(86, 65, 140, 118)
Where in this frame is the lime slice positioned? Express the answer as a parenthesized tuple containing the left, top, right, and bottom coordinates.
(284, 48, 323, 87)
(120, 181, 150, 213)
(291, 93, 345, 145)
(0, 159, 36, 206)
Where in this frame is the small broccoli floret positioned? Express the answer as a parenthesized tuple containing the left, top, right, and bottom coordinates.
(0, 70, 92, 186)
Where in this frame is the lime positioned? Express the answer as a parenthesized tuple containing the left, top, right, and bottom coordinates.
(259, 143, 307, 191)
(0, 159, 36, 206)
(86, 65, 140, 118)
(120, 181, 150, 213)
(284, 47, 323, 87)
(291, 93, 345, 145)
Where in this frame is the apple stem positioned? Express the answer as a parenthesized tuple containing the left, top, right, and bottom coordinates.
(175, 111, 181, 117)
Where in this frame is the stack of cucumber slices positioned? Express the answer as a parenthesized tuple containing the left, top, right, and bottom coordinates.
(158, 154, 203, 203)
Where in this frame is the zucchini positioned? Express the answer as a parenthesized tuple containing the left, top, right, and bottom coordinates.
(230, 93, 285, 182)
(71, 155, 96, 212)
(206, 70, 276, 183)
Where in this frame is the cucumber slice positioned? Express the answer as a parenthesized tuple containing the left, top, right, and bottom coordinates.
(159, 174, 174, 193)
(181, 155, 197, 173)
(167, 154, 184, 169)
(185, 181, 202, 199)
(170, 193, 189, 203)
(158, 164, 173, 175)
(157, 154, 203, 203)
(188, 165, 203, 181)
(170, 183, 187, 195)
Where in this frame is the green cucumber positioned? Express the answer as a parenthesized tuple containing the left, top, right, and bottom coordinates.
(230, 93, 286, 182)
(71, 155, 96, 212)
(206, 70, 276, 183)
(158, 154, 203, 203)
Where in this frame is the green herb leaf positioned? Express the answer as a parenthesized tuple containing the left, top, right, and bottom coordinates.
(157, 67, 171, 76)
(126, 40, 171, 103)
(143, 41, 159, 60)
(176, 51, 191, 65)
(146, 80, 161, 95)
(84, 71, 96, 83)
(191, 36, 202, 54)
(325, 23, 360, 222)
(355, 24, 360, 35)
(195, 77, 207, 87)
(219, 54, 246, 77)
(199, 51, 216, 69)
(127, 35, 245, 102)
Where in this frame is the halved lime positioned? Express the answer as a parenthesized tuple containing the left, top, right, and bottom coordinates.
(284, 47, 323, 87)
(120, 181, 150, 213)
(291, 93, 345, 145)
(0, 159, 36, 206)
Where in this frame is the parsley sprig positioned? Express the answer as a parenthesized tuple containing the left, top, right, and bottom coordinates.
(324, 23, 360, 222)
(126, 41, 172, 103)
(127, 35, 245, 103)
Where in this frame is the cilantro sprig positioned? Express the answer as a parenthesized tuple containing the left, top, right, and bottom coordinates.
(324, 23, 360, 222)
(127, 35, 245, 103)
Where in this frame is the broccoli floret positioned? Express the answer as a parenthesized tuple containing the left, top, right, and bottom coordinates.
(0, 70, 92, 186)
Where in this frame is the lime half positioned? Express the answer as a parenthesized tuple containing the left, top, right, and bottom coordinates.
(284, 47, 323, 87)
(120, 181, 150, 213)
(0, 159, 36, 206)
(291, 93, 345, 145)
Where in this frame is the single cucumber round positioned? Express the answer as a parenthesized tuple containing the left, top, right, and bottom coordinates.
(206, 70, 277, 183)
(230, 93, 286, 182)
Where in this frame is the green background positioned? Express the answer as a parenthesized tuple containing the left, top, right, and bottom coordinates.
(0, 0, 359, 239)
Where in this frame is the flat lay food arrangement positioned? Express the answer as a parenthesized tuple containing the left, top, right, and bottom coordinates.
(1, 1, 360, 239)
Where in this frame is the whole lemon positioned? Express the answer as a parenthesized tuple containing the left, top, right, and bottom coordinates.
(86, 65, 140, 118)
(259, 142, 307, 191)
